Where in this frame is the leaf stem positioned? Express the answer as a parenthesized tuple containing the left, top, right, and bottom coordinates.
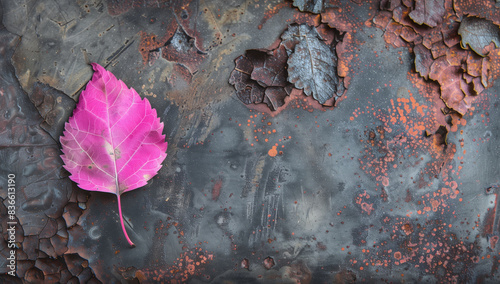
(117, 194, 135, 248)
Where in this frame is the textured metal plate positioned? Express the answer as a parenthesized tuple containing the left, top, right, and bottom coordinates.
(1, 0, 500, 283)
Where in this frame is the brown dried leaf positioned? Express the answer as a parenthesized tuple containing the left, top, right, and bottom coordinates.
(422, 29, 443, 49)
(263, 87, 289, 111)
(320, 0, 364, 33)
(229, 48, 292, 111)
(445, 45, 468, 66)
(431, 41, 448, 59)
(466, 52, 483, 77)
(463, 72, 474, 84)
(409, 0, 445, 27)
(393, 4, 434, 34)
(316, 23, 343, 46)
(460, 75, 476, 97)
(384, 22, 407, 48)
(481, 57, 489, 88)
(414, 44, 434, 79)
(472, 77, 485, 94)
(251, 45, 288, 88)
(286, 24, 339, 104)
(392, 5, 409, 25)
(373, 11, 393, 29)
(401, 26, 418, 42)
(441, 17, 461, 47)
(229, 55, 266, 105)
(429, 57, 470, 114)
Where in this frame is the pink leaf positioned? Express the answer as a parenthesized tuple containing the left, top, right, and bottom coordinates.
(60, 63, 168, 247)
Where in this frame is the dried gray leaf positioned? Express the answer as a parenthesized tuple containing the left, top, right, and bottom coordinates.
(458, 16, 500, 56)
(286, 24, 338, 104)
(291, 0, 324, 14)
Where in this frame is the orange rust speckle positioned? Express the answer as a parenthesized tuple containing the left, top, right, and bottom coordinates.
(381, 177, 389, 187)
(361, 202, 374, 215)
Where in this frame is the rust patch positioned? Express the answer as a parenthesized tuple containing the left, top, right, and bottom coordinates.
(138, 3, 207, 78)
(163, 26, 207, 73)
(354, 216, 480, 283)
(136, 248, 213, 282)
(371, 0, 499, 118)
(211, 177, 223, 201)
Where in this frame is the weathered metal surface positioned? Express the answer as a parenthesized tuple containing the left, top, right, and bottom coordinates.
(1, 0, 500, 283)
